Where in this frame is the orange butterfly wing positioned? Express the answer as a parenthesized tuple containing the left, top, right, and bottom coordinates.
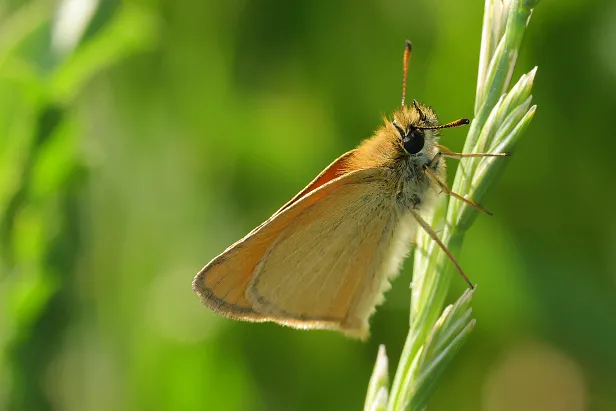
(192, 151, 359, 320)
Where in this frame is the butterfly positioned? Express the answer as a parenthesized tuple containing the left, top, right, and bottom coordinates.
(193, 41, 507, 339)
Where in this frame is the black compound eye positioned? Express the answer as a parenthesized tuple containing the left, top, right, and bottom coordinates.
(402, 128, 425, 155)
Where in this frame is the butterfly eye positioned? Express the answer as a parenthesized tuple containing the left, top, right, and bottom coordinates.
(402, 128, 425, 155)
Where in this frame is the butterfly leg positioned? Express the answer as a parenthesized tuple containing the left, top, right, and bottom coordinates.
(410, 209, 474, 289)
(423, 165, 493, 216)
(435, 144, 511, 160)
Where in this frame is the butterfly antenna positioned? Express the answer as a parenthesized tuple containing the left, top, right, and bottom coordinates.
(419, 118, 470, 130)
(401, 40, 412, 108)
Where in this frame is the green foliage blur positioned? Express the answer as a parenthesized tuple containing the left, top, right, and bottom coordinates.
(1, 0, 615, 410)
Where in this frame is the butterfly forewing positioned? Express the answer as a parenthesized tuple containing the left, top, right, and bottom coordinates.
(194, 167, 414, 338)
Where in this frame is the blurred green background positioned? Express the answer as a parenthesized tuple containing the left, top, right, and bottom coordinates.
(1, 0, 616, 410)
